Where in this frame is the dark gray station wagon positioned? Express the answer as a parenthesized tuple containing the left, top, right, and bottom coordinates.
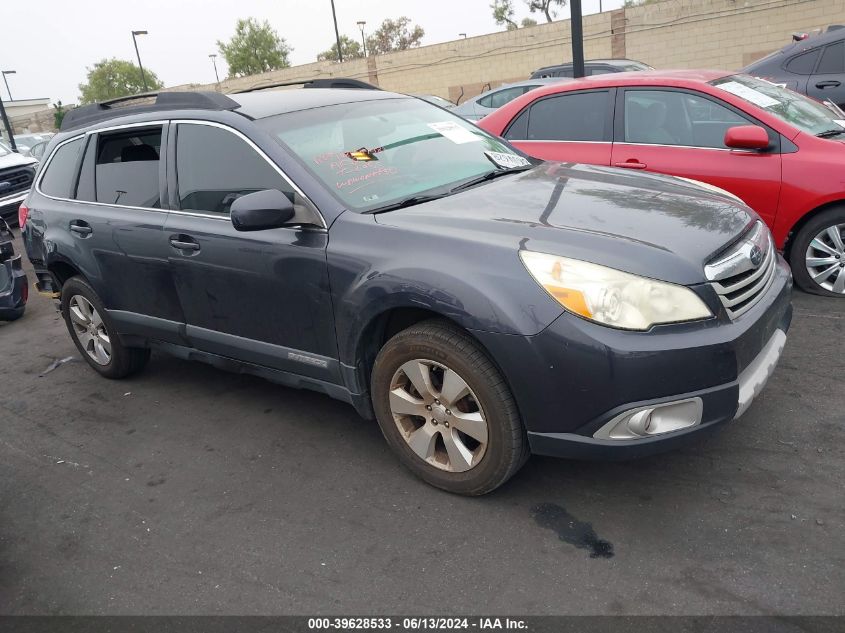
(21, 88, 792, 494)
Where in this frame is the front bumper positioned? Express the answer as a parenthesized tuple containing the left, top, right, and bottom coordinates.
(472, 257, 793, 460)
(0, 254, 28, 320)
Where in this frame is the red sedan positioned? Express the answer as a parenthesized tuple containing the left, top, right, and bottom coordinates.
(478, 70, 845, 297)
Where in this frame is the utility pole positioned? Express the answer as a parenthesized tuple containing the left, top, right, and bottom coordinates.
(571, 0, 585, 78)
(0, 95, 16, 152)
(132, 30, 149, 91)
(357, 21, 367, 57)
(330, 0, 344, 63)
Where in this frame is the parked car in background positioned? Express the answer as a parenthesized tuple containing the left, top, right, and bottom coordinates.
(452, 78, 568, 120)
(479, 70, 845, 297)
(0, 218, 27, 321)
(0, 140, 37, 225)
(742, 27, 845, 109)
(414, 94, 455, 108)
(22, 87, 791, 494)
(530, 58, 653, 79)
(26, 140, 50, 161)
(14, 133, 54, 158)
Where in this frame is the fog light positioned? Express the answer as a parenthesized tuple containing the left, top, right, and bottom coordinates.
(593, 398, 703, 440)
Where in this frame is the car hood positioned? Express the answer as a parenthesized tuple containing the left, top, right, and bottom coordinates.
(0, 151, 37, 170)
(374, 162, 757, 286)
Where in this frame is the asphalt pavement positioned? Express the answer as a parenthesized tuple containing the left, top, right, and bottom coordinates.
(1, 234, 843, 615)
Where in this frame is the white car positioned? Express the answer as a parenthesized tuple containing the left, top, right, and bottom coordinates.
(0, 140, 37, 225)
(451, 78, 570, 121)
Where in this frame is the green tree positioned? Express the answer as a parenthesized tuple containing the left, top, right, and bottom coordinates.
(366, 17, 425, 55)
(52, 101, 66, 128)
(78, 58, 164, 104)
(318, 35, 364, 62)
(491, 0, 519, 30)
(521, 17, 538, 27)
(217, 18, 292, 77)
(526, 0, 567, 22)
(624, 0, 661, 6)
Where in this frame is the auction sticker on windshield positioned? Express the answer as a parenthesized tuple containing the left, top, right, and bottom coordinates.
(716, 81, 780, 108)
(427, 121, 480, 144)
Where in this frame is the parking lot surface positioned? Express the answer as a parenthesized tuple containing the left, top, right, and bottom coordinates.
(1, 235, 843, 615)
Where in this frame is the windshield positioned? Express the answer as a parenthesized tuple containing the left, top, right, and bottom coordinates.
(711, 74, 845, 136)
(260, 97, 529, 212)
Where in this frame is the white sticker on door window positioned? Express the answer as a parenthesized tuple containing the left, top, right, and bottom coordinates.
(427, 121, 481, 144)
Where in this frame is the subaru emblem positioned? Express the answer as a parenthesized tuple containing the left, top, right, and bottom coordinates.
(749, 245, 763, 267)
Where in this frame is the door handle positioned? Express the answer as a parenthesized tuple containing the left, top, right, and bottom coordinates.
(816, 80, 841, 89)
(169, 237, 200, 251)
(614, 160, 648, 169)
(69, 221, 92, 236)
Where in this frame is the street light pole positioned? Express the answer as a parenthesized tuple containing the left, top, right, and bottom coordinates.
(1, 71, 15, 101)
(357, 21, 367, 57)
(330, 0, 344, 63)
(0, 94, 16, 152)
(209, 54, 220, 84)
(131, 30, 149, 92)
(570, 0, 585, 78)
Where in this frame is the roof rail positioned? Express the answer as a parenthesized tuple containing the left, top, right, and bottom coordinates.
(234, 77, 379, 94)
(60, 91, 241, 131)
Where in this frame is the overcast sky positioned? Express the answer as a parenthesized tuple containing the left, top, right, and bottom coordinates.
(0, 0, 624, 105)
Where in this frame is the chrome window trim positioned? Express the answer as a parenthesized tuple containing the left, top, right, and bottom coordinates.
(614, 141, 759, 153)
(34, 119, 327, 229)
(513, 139, 611, 145)
(172, 119, 326, 229)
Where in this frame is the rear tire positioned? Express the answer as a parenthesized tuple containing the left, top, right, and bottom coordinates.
(789, 207, 845, 297)
(61, 276, 150, 379)
(371, 320, 528, 495)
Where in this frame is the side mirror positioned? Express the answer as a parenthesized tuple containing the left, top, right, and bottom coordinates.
(230, 189, 296, 232)
(724, 125, 770, 150)
(29, 141, 48, 161)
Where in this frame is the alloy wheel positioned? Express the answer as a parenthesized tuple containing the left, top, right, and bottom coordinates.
(68, 295, 112, 365)
(805, 223, 845, 294)
(388, 359, 489, 473)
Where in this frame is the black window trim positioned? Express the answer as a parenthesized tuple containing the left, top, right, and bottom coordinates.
(35, 120, 172, 213)
(169, 119, 326, 229)
(502, 87, 616, 143)
(614, 86, 783, 153)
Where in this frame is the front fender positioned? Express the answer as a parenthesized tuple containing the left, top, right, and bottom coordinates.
(327, 212, 563, 366)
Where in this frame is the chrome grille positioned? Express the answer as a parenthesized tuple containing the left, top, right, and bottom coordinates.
(705, 221, 776, 319)
(0, 166, 35, 199)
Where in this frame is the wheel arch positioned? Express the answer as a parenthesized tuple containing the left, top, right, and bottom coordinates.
(353, 306, 518, 415)
(782, 199, 845, 260)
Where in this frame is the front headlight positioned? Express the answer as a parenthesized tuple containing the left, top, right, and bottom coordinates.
(520, 251, 712, 331)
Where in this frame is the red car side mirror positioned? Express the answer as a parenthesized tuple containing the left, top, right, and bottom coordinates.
(724, 125, 770, 150)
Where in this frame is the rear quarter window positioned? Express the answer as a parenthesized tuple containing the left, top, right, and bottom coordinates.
(785, 49, 820, 74)
(39, 137, 84, 198)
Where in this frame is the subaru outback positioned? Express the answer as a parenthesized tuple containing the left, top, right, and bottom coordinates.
(21, 87, 792, 494)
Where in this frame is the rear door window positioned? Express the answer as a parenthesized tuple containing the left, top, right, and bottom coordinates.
(39, 137, 84, 198)
(94, 128, 162, 207)
(817, 42, 845, 74)
(509, 91, 609, 141)
(478, 86, 529, 109)
(785, 49, 820, 74)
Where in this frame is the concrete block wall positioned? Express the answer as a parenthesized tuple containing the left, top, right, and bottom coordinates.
(18, 0, 845, 132)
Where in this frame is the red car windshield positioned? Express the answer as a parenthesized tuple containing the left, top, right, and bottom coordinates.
(711, 74, 845, 137)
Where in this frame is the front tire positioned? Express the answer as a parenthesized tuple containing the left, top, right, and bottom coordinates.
(371, 320, 528, 495)
(61, 276, 150, 379)
(789, 207, 845, 297)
